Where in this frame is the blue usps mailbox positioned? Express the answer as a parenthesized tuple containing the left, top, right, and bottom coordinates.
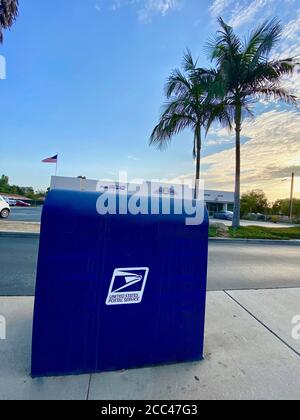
(31, 189, 209, 377)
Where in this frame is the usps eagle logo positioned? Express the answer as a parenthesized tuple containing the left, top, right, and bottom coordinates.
(106, 268, 149, 306)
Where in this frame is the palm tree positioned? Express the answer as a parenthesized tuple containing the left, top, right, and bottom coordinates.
(150, 51, 229, 198)
(209, 17, 298, 228)
(0, 0, 19, 43)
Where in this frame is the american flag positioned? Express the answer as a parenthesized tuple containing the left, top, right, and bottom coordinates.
(42, 154, 58, 164)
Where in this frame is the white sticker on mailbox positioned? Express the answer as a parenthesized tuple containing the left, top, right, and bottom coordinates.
(106, 268, 149, 306)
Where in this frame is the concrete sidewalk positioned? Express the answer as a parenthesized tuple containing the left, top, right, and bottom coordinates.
(0, 221, 40, 234)
(0, 288, 299, 400)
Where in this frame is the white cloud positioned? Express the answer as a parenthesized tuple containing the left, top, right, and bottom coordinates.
(127, 155, 141, 161)
(206, 138, 233, 146)
(278, 8, 300, 60)
(282, 8, 300, 40)
(206, 126, 234, 146)
(228, 0, 274, 29)
(94, 0, 183, 22)
(209, 0, 235, 18)
(208, 126, 232, 138)
(271, 9, 300, 101)
(178, 110, 300, 200)
(110, 0, 122, 11)
(209, 0, 295, 29)
(138, 0, 183, 23)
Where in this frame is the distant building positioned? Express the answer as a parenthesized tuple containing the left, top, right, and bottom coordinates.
(50, 176, 234, 217)
(0, 193, 32, 202)
(204, 190, 234, 216)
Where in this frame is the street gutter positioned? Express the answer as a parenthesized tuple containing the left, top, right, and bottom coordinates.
(1, 231, 300, 245)
(0, 232, 40, 239)
(209, 237, 300, 246)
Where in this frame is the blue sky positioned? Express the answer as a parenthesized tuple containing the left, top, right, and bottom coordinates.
(1, 0, 300, 200)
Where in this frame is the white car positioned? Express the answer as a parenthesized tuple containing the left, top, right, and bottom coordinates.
(0, 195, 10, 219)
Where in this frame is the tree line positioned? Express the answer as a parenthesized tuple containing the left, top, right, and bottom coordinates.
(241, 189, 300, 221)
(0, 174, 46, 200)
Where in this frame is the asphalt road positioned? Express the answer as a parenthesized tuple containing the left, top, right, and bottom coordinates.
(0, 236, 299, 296)
(0, 235, 39, 296)
(8, 207, 42, 222)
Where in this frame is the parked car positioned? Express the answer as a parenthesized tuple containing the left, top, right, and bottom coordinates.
(0, 195, 10, 219)
(245, 212, 266, 221)
(214, 210, 234, 221)
(16, 200, 31, 207)
(4, 197, 17, 206)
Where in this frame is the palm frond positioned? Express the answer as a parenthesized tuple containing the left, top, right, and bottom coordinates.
(242, 104, 255, 120)
(209, 16, 298, 111)
(160, 97, 196, 119)
(150, 113, 195, 150)
(165, 69, 192, 98)
(0, 0, 19, 43)
(252, 85, 298, 106)
(266, 58, 297, 77)
(209, 17, 242, 65)
(205, 68, 228, 100)
(182, 48, 198, 73)
(205, 102, 234, 134)
(244, 18, 282, 66)
(243, 58, 298, 91)
(151, 49, 233, 158)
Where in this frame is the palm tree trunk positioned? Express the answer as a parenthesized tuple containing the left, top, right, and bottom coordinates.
(233, 104, 242, 228)
(194, 125, 202, 199)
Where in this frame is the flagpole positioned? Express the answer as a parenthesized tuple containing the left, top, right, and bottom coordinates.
(55, 154, 58, 176)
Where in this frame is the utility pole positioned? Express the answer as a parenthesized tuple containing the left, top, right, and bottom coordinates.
(289, 172, 295, 222)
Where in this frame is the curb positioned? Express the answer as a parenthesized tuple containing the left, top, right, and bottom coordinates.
(1, 232, 300, 246)
(0, 231, 40, 239)
(209, 237, 300, 246)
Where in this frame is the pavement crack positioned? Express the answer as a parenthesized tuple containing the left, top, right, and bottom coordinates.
(223, 290, 300, 358)
(86, 374, 92, 401)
